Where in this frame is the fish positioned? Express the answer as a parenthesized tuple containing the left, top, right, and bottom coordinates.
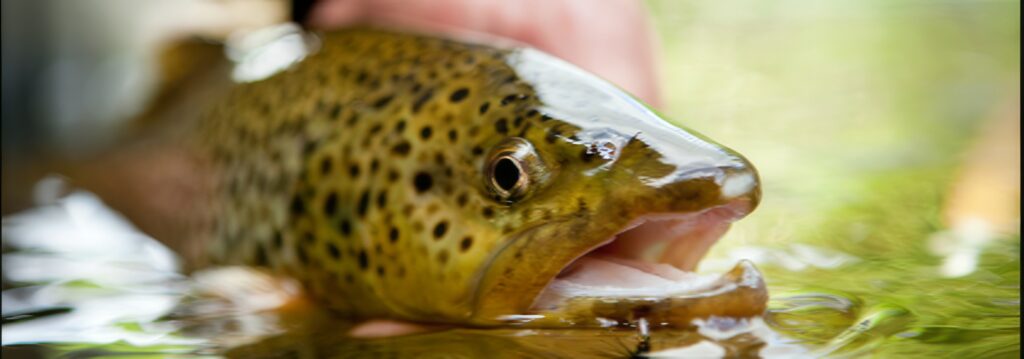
(51, 26, 765, 328)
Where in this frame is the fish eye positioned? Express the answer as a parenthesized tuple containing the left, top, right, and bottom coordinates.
(485, 137, 544, 203)
(492, 157, 523, 192)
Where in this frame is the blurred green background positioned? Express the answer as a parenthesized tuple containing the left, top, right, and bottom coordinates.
(647, 0, 1019, 356)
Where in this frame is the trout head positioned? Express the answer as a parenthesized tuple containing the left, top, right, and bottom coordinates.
(463, 49, 762, 323)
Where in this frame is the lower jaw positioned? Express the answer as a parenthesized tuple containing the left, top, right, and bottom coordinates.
(502, 204, 768, 328)
(516, 259, 768, 328)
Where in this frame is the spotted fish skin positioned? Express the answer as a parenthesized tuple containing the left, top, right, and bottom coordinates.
(174, 27, 761, 325)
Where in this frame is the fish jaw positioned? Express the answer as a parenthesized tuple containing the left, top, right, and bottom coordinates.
(469, 166, 763, 326)
(523, 200, 767, 327)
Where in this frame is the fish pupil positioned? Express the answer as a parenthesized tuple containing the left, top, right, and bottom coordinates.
(494, 158, 521, 191)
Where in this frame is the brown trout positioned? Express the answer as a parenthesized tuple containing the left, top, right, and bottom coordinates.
(59, 26, 764, 328)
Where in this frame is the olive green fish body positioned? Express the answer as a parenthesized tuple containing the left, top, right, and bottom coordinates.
(149, 27, 761, 326)
(195, 29, 535, 320)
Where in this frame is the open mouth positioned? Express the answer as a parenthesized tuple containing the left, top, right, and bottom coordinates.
(530, 200, 761, 313)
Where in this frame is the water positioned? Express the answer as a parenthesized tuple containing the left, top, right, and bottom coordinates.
(0, 172, 1016, 357)
(2, 0, 1019, 357)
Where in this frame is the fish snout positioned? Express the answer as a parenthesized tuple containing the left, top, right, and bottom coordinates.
(716, 159, 761, 216)
(640, 156, 761, 218)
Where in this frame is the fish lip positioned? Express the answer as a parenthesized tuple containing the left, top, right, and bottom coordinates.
(529, 198, 754, 308)
(467, 198, 754, 321)
(466, 214, 575, 316)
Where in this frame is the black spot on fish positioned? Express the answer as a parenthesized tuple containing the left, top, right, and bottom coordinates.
(392, 141, 412, 156)
(329, 103, 341, 119)
(358, 250, 368, 270)
(339, 219, 352, 236)
(460, 236, 473, 252)
(303, 140, 318, 155)
(456, 193, 469, 207)
(437, 250, 449, 264)
(479, 102, 490, 114)
(546, 126, 562, 144)
(577, 197, 589, 215)
(369, 123, 384, 135)
(291, 196, 305, 215)
(327, 242, 341, 260)
(412, 89, 434, 113)
(581, 147, 597, 162)
(394, 120, 406, 134)
(433, 221, 448, 239)
(357, 191, 370, 217)
(320, 157, 333, 174)
(377, 266, 386, 277)
(518, 122, 533, 137)
(389, 227, 399, 243)
(494, 118, 508, 134)
(448, 129, 458, 142)
(370, 158, 380, 174)
(472, 146, 484, 156)
(482, 207, 494, 218)
(420, 126, 432, 139)
(413, 172, 433, 193)
(377, 190, 388, 208)
(449, 88, 469, 102)
(501, 94, 520, 106)
(324, 192, 338, 216)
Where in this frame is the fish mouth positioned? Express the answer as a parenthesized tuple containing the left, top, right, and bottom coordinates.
(528, 199, 759, 313)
